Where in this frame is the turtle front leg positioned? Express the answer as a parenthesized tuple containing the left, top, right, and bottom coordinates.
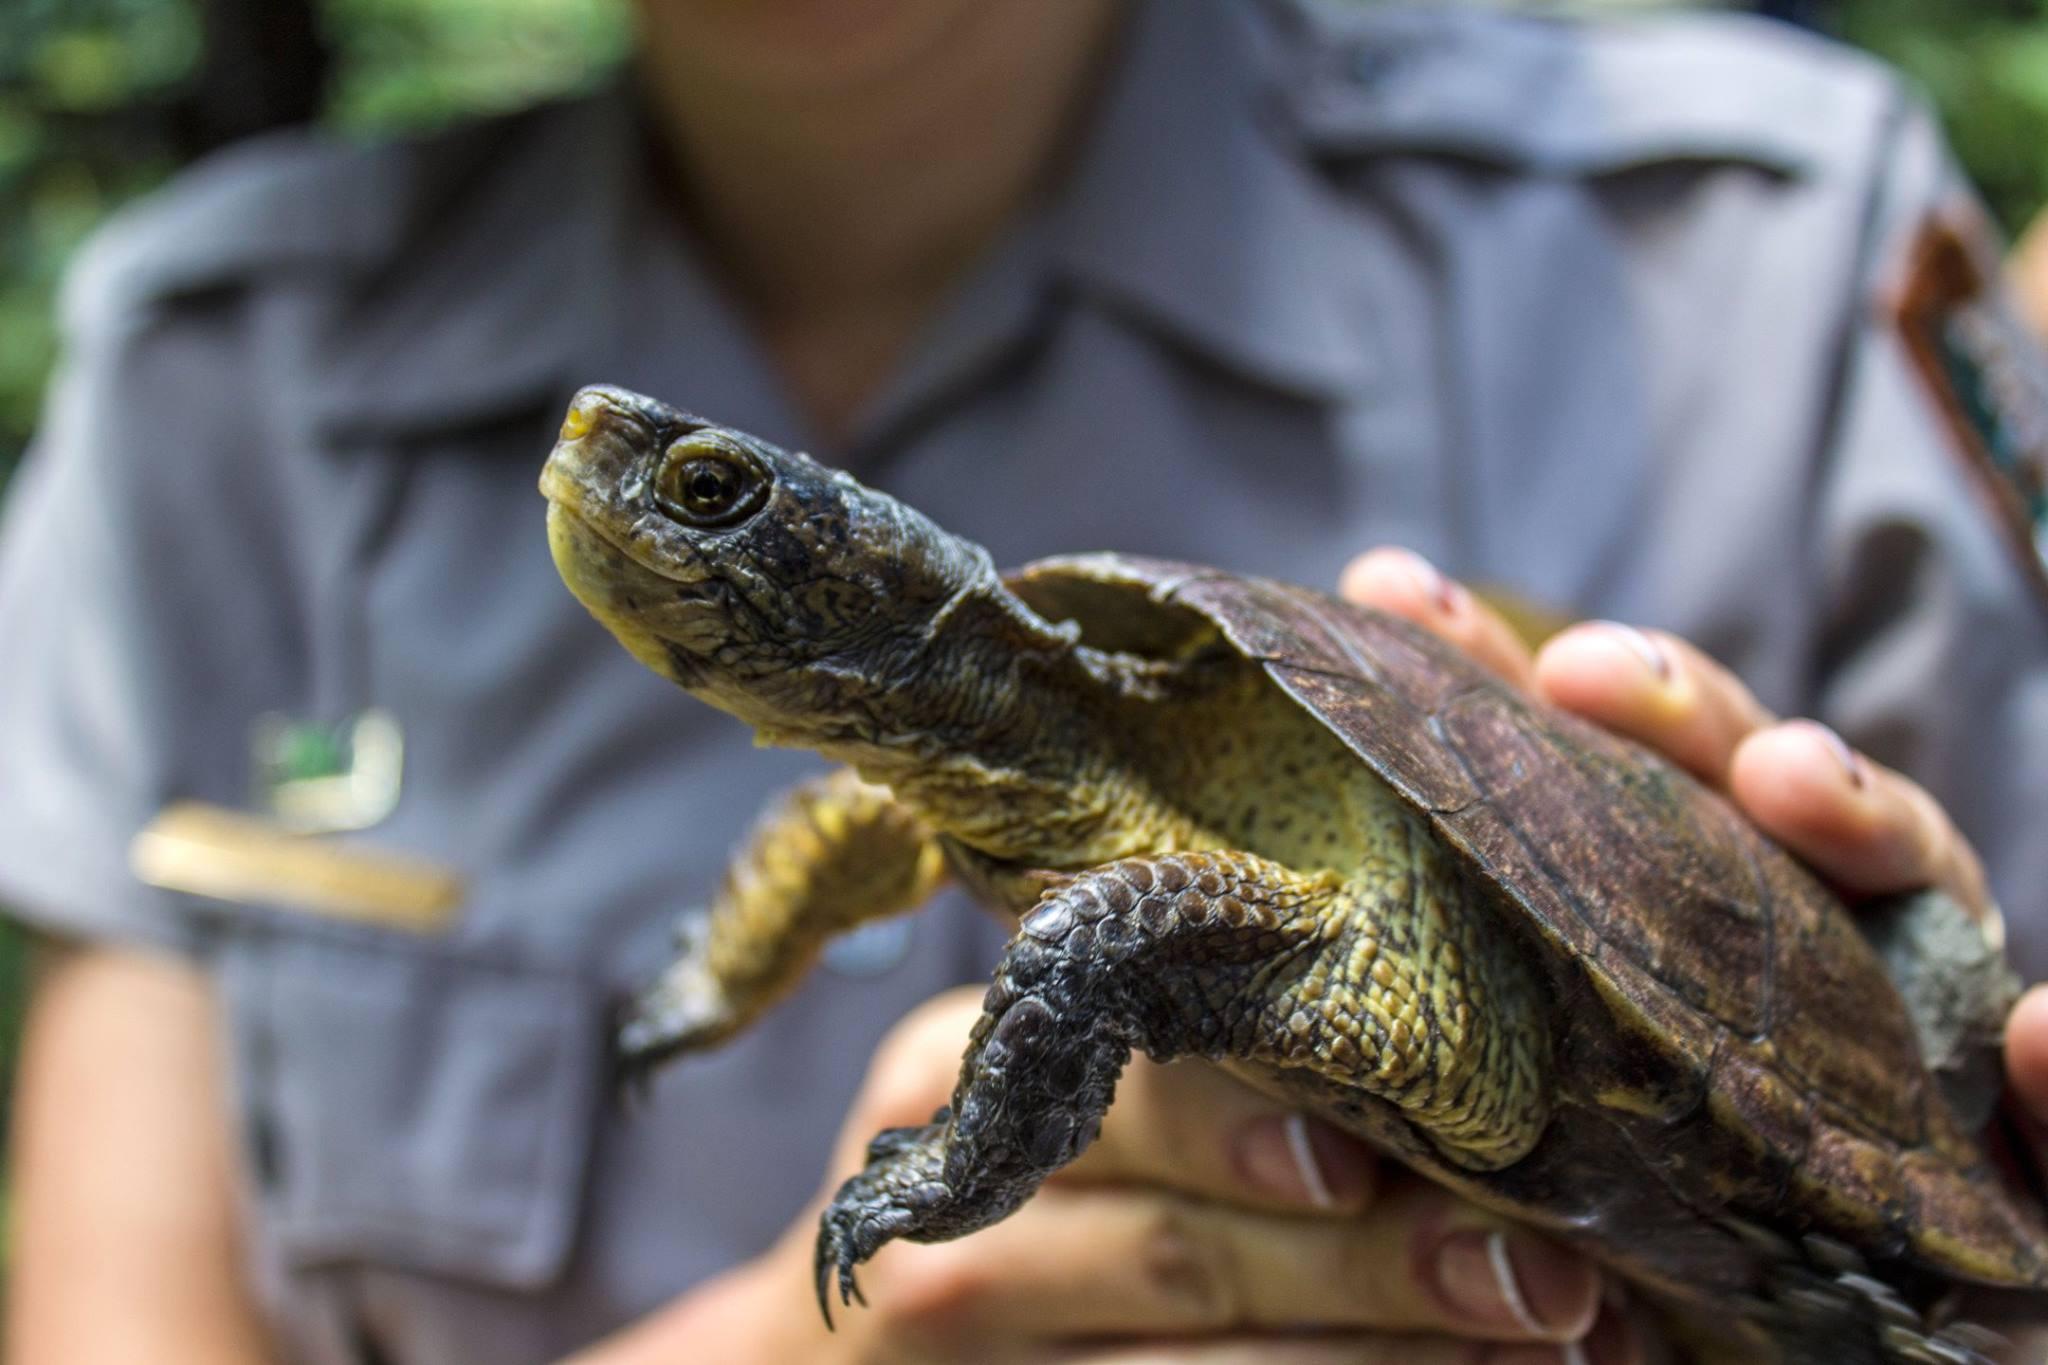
(618, 766, 946, 1082)
(816, 844, 1554, 1315)
(817, 849, 1333, 1316)
(815, 855, 1343, 1309)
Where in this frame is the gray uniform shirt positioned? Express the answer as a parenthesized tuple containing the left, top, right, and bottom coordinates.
(5, 2, 2047, 1360)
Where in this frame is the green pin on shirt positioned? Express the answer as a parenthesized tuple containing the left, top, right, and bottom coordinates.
(251, 709, 407, 834)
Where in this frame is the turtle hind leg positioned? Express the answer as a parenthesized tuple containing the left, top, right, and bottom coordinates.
(814, 845, 1552, 1315)
(616, 766, 946, 1085)
(1703, 1223, 2013, 1365)
(1769, 1253, 2007, 1365)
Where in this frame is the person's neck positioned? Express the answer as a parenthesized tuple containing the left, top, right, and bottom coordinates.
(637, 1, 1125, 444)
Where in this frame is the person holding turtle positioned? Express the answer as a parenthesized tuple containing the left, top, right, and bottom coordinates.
(4, 2, 2046, 1363)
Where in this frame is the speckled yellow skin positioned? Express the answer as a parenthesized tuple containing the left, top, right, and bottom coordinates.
(630, 627, 1551, 1168)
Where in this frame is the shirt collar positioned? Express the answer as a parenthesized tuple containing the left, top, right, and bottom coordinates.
(309, 0, 1384, 447)
(304, 92, 634, 444)
(1045, 0, 1382, 403)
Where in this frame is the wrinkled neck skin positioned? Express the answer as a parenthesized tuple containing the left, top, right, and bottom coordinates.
(737, 571, 1147, 867)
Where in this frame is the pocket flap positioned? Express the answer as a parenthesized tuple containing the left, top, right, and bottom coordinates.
(221, 928, 603, 1289)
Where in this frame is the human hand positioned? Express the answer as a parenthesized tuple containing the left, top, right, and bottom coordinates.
(1340, 546, 2037, 1359)
(570, 986, 1638, 1364)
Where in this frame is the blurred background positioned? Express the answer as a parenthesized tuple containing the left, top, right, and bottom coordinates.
(1, 0, 2045, 1264)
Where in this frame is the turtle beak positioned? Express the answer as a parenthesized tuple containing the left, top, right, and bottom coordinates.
(539, 385, 658, 513)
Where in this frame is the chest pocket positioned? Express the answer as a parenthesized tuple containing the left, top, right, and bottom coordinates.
(218, 920, 606, 1289)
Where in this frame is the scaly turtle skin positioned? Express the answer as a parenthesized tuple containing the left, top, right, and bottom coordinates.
(539, 385, 2043, 1363)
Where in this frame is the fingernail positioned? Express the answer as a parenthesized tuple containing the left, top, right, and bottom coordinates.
(1797, 719, 1866, 790)
(1433, 1228, 1601, 1338)
(1232, 1112, 1373, 1209)
(1395, 549, 1464, 615)
(1284, 1112, 1335, 1208)
(1591, 621, 1671, 682)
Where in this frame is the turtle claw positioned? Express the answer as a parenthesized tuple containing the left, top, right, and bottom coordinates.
(812, 1234, 843, 1330)
(608, 917, 741, 1105)
(811, 1130, 951, 1325)
(812, 1198, 904, 1328)
(606, 1001, 660, 1111)
(607, 995, 701, 1109)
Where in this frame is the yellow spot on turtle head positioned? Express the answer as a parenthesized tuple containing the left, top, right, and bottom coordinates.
(559, 394, 601, 442)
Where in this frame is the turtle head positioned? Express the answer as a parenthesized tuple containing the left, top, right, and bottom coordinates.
(540, 385, 1023, 746)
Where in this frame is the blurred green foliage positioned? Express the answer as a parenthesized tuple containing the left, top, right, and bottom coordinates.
(1843, 0, 2048, 236)
(0, 0, 628, 487)
(0, 0, 200, 486)
(324, 0, 630, 132)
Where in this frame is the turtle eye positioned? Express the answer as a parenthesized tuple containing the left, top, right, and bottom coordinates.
(654, 435, 770, 528)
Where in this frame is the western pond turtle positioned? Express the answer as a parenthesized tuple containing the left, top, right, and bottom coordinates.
(539, 384, 2041, 1363)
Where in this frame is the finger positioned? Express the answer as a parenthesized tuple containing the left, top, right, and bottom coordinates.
(2003, 986, 2048, 1128)
(863, 1178, 1601, 1345)
(1339, 548, 1537, 691)
(1058, 1058, 1378, 1214)
(1992, 1034, 2048, 1269)
(1532, 623, 1775, 788)
(1727, 721, 1994, 920)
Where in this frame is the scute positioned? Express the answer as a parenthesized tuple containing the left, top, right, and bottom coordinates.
(1793, 1125, 1911, 1251)
(1701, 1042, 1813, 1208)
(1901, 1149, 2048, 1284)
(1431, 680, 1773, 1038)
(1265, 664, 1479, 819)
(1760, 842, 1928, 1146)
(1005, 552, 2038, 1295)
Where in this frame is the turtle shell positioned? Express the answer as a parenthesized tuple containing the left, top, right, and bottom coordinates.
(1006, 552, 2048, 1313)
